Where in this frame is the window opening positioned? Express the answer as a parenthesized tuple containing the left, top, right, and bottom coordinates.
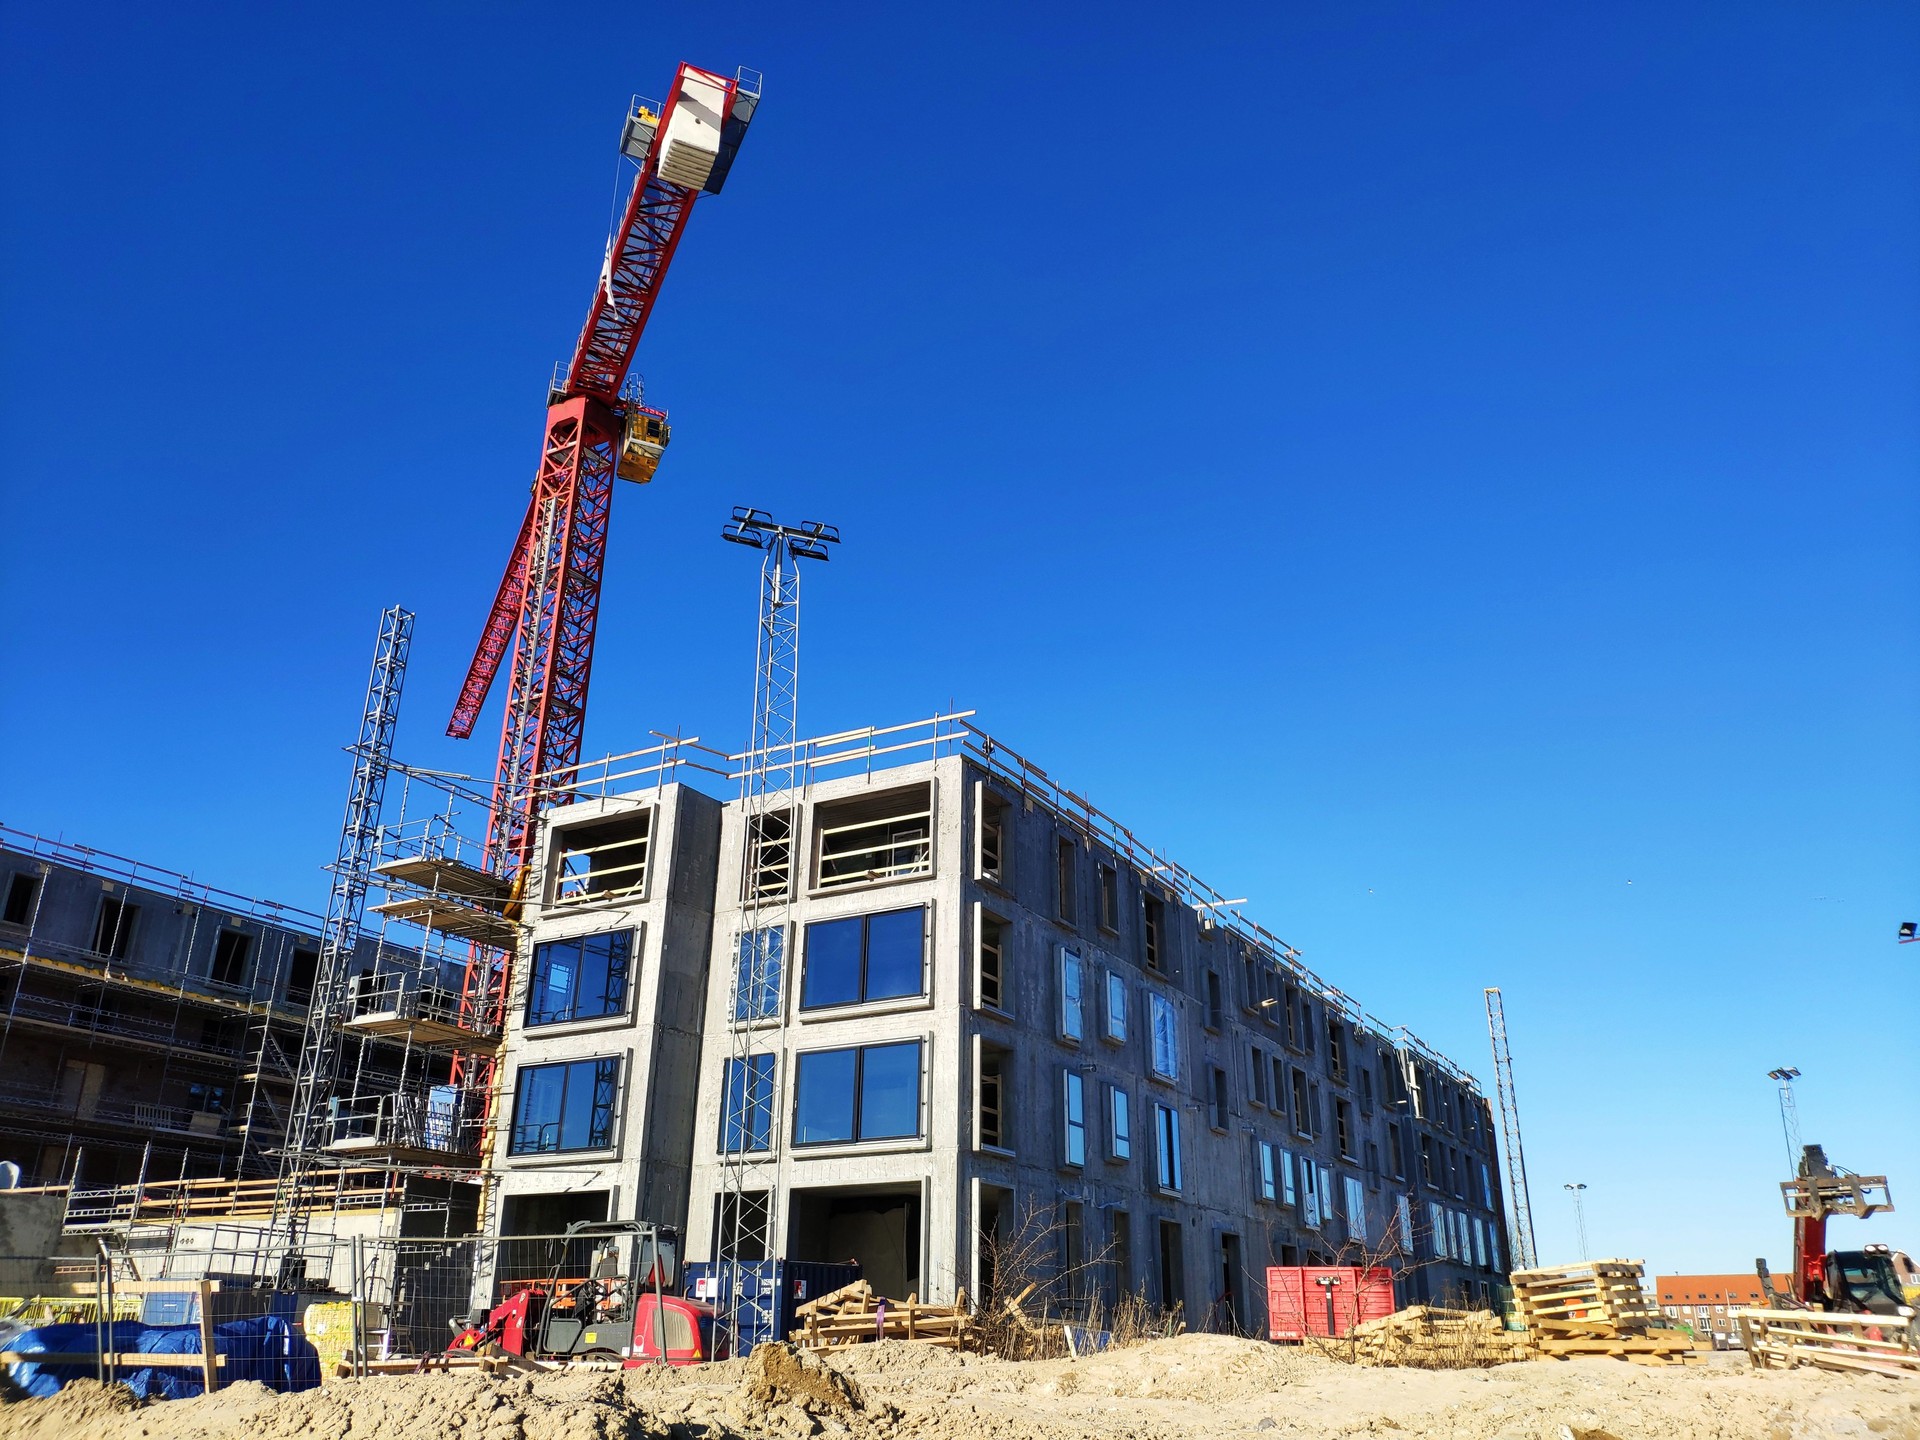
(1058, 946, 1084, 1041)
(529, 929, 633, 1025)
(1055, 837, 1076, 924)
(1153, 1102, 1182, 1192)
(732, 925, 785, 1021)
(745, 810, 793, 900)
(1108, 1085, 1131, 1160)
(1062, 1071, 1086, 1167)
(1149, 993, 1179, 1080)
(977, 1044, 1009, 1150)
(3, 873, 39, 926)
(1142, 895, 1166, 973)
(1250, 1046, 1268, 1107)
(801, 908, 925, 1009)
(210, 930, 252, 987)
(286, 947, 319, 1006)
(978, 791, 1008, 885)
(1208, 1066, 1229, 1130)
(509, 1057, 620, 1154)
(1205, 970, 1223, 1030)
(551, 811, 652, 907)
(793, 1040, 923, 1144)
(1097, 864, 1118, 932)
(976, 911, 1007, 1013)
(1335, 1097, 1355, 1158)
(815, 785, 932, 889)
(720, 1053, 775, 1152)
(93, 897, 137, 960)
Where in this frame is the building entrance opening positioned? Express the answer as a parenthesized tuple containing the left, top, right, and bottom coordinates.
(1158, 1218, 1186, 1317)
(788, 1183, 921, 1300)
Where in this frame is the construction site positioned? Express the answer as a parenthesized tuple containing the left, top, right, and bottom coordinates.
(2, 19, 1915, 1440)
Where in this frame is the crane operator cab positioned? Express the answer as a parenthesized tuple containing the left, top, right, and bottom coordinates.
(617, 406, 671, 484)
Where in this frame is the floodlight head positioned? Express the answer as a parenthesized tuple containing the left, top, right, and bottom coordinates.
(1768, 1067, 1801, 1083)
(1900, 921, 1917, 941)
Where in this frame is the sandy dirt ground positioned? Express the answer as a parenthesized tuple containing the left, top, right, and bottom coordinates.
(3, 1335, 1915, 1440)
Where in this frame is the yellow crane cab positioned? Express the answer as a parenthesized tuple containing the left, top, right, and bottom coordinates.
(617, 406, 671, 484)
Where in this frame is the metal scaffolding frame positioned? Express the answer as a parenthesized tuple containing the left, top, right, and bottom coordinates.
(273, 605, 413, 1240)
(1484, 986, 1537, 1270)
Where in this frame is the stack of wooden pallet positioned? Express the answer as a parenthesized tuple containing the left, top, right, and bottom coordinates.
(1736, 1308, 1920, 1379)
(792, 1280, 973, 1351)
(1350, 1305, 1533, 1367)
(1510, 1259, 1698, 1366)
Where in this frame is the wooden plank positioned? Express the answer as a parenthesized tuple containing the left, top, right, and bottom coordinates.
(0, 1353, 228, 1368)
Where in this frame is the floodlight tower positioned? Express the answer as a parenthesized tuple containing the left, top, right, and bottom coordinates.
(1768, 1067, 1803, 1173)
(714, 506, 839, 1349)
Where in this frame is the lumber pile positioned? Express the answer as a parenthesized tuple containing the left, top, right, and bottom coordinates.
(792, 1279, 973, 1351)
(1350, 1305, 1532, 1367)
(1736, 1308, 1920, 1380)
(1509, 1259, 1698, 1366)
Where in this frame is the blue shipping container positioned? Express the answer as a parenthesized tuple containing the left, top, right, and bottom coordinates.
(682, 1260, 862, 1350)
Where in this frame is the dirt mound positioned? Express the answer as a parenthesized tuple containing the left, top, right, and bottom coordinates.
(741, 1342, 868, 1416)
(822, 1340, 982, 1376)
(0, 1378, 142, 1440)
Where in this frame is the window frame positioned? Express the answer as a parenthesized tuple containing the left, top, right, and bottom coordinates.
(1062, 1070, 1086, 1168)
(791, 1039, 925, 1147)
(1103, 969, 1127, 1044)
(1057, 945, 1085, 1042)
(1148, 992, 1179, 1081)
(209, 929, 253, 989)
(2, 872, 40, 926)
(1054, 836, 1077, 925)
(527, 927, 636, 1028)
(799, 907, 928, 1012)
(1108, 1084, 1132, 1161)
(508, 1055, 621, 1156)
(973, 906, 1009, 1016)
(1152, 1102, 1182, 1193)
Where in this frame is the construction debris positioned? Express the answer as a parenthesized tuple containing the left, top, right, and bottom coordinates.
(792, 1280, 973, 1352)
(1349, 1305, 1533, 1367)
(1736, 1307, 1920, 1379)
(1509, 1258, 1698, 1366)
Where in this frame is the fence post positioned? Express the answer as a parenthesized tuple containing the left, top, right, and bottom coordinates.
(197, 1279, 218, 1394)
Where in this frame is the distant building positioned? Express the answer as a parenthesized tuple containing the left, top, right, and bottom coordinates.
(1655, 1271, 1777, 1342)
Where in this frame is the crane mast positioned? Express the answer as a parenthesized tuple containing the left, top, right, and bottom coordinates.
(444, 63, 760, 1134)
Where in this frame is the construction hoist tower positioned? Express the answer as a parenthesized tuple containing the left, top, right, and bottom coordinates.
(1484, 986, 1538, 1271)
(715, 507, 839, 1349)
(273, 604, 414, 1244)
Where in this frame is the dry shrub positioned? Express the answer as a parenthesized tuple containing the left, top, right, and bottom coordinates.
(973, 1201, 1183, 1359)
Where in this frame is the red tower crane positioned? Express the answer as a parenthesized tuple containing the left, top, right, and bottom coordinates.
(446, 63, 760, 1114)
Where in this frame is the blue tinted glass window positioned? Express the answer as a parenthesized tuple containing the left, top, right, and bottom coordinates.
(792, 1042, 925, 1146)
(527, 930, 632, 1026)
(721, 1054, 775, 1152)
(800, 917, 863, 1009)
(794, 1048, 857, 1143)
(801, 909, 924, 1010)
(858, 1042, 921, 1139)
(509, 1057, 618, 1154)
(864, 909, 923, 1000)
(733, 927, 784, 1021)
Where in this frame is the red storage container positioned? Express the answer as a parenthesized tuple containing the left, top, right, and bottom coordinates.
(1266, 1266, 1396, 1340)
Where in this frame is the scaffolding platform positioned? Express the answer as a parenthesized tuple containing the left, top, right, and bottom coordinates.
(323, 1135, 477, 1167)
(370, 894, 517, 948)
(373, 854, 511, 901)
(339, 1007, 500, 1052)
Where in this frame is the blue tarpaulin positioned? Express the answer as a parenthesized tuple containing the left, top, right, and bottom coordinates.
(5, 1316, 321, 1399)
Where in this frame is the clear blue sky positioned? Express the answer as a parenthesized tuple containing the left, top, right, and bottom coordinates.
(3, 4, 1914, 1277)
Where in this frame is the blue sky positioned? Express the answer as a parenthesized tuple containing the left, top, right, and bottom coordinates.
(2, 3, 1914, 1276)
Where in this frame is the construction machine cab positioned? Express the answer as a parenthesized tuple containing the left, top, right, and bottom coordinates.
(616, 406, 671, 484)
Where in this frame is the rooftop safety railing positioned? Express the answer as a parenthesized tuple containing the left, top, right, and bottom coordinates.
(540, 712, 1484, 1094)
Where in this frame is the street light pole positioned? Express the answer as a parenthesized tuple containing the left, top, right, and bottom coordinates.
(1564, 1183, 1589, 1259)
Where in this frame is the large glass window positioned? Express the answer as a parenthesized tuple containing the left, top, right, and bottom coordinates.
(800, 908, 924, 1010)
(793, 1041, 923, 1145)
(732, 927, 783, 1021)
(1062, 1071, 1086, 1167)
(1153, 1102, 1182, 1192)
(1149, 993, 1179, 1080)
(1258, 1140, 1278, 1202)
(509, 1057, 619, 1154)
(1104, 971, 1127, 1043)
(720, 1054, 775, 1153)
(1059, 947, 1084, 1041)
(526, 930, 632, 1026)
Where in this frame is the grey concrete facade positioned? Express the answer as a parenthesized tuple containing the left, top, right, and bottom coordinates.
(501, 734, 1509, 1336)
(489, 782, 722, 1239)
